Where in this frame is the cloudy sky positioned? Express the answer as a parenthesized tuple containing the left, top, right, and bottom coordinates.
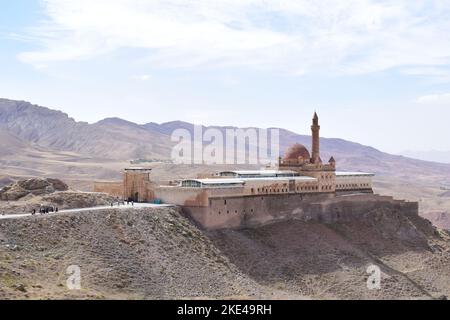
(1, 0, 450, 156)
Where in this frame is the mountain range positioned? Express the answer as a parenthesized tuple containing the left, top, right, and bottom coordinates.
(2, 98, 450, 181)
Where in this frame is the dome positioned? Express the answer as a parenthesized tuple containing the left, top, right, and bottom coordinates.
(284, 143, 311, 161)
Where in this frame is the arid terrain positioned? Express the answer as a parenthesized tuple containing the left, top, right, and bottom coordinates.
(374, 176, 450, 231)
(1, 98, 450, 300)
(0, 204, 449, 300)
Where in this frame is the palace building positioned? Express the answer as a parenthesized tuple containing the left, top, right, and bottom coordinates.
(94, 113, 405, 230)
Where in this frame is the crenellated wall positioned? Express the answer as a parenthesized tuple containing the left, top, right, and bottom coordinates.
(335, 174, 373, 192)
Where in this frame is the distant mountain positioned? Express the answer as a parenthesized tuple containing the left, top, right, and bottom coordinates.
(401, 150, 450, 164)
(0, 128, 35, 156)
(1, 98, 450, 184)
(0, 98, 170, 160)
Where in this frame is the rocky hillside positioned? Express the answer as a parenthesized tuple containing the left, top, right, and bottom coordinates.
(0, 128, 43, 157)
(0, 207, 264, 300)
(0, 178, 68, 201)
(0, 206, 449, 299)
(0, 99, 170, 160)
(0, 178, 116, 215)
(210, 210, 450, 299)
(0, 191, 117, 215)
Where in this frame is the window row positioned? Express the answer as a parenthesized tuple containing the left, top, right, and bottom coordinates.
(337, 183, 371, 189)
(216, 208, 255, 215)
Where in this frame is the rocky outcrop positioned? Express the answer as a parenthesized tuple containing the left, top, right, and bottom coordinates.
(41, 191, 116, 210)
(0, 177, 120, 214)
(0, 191, 117, 215)
(0, 178, 68, 201)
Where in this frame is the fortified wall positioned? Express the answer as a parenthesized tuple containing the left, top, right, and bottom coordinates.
(183, 193, 419, 230)
(93, 181, 123, 198)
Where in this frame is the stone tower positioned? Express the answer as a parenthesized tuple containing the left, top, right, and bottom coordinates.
(123, 168, 154, 202)
(311, 112, 321, 164)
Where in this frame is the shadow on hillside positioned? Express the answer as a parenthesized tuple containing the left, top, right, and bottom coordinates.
(204, 214, 440, 288)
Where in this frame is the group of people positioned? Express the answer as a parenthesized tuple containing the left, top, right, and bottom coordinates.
(31, 206, 58, 215)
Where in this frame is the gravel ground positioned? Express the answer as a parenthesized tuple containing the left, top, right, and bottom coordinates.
(0, 205, 449, 300)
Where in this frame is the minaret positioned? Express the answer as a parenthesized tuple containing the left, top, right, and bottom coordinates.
(311, 112, 321, 164)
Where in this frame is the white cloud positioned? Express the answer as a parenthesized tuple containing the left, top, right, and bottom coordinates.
(417, 93, 450, 105)
(403, 66, 450, 83)
(131, 74, 151, 81)
(18, 0, 450, 76)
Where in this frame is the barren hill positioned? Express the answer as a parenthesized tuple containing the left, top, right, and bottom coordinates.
(0, 129, 36, 156)
(0, 99, 170, 160)
(0, 207, 264, 300)
(0, 206, 449, 299)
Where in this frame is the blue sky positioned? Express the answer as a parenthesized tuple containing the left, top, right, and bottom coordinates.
(1, 0, 450, 156)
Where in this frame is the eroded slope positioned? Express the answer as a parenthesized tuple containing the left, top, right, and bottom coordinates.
(0, 206, 449, 300)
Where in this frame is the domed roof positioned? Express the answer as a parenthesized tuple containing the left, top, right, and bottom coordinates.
(284, 143, 311, 161)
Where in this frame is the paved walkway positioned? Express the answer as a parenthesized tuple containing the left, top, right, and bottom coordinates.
(0, 203, 175, 220)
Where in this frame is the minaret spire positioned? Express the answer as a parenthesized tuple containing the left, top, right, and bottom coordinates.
(311, 111, 321, 164)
